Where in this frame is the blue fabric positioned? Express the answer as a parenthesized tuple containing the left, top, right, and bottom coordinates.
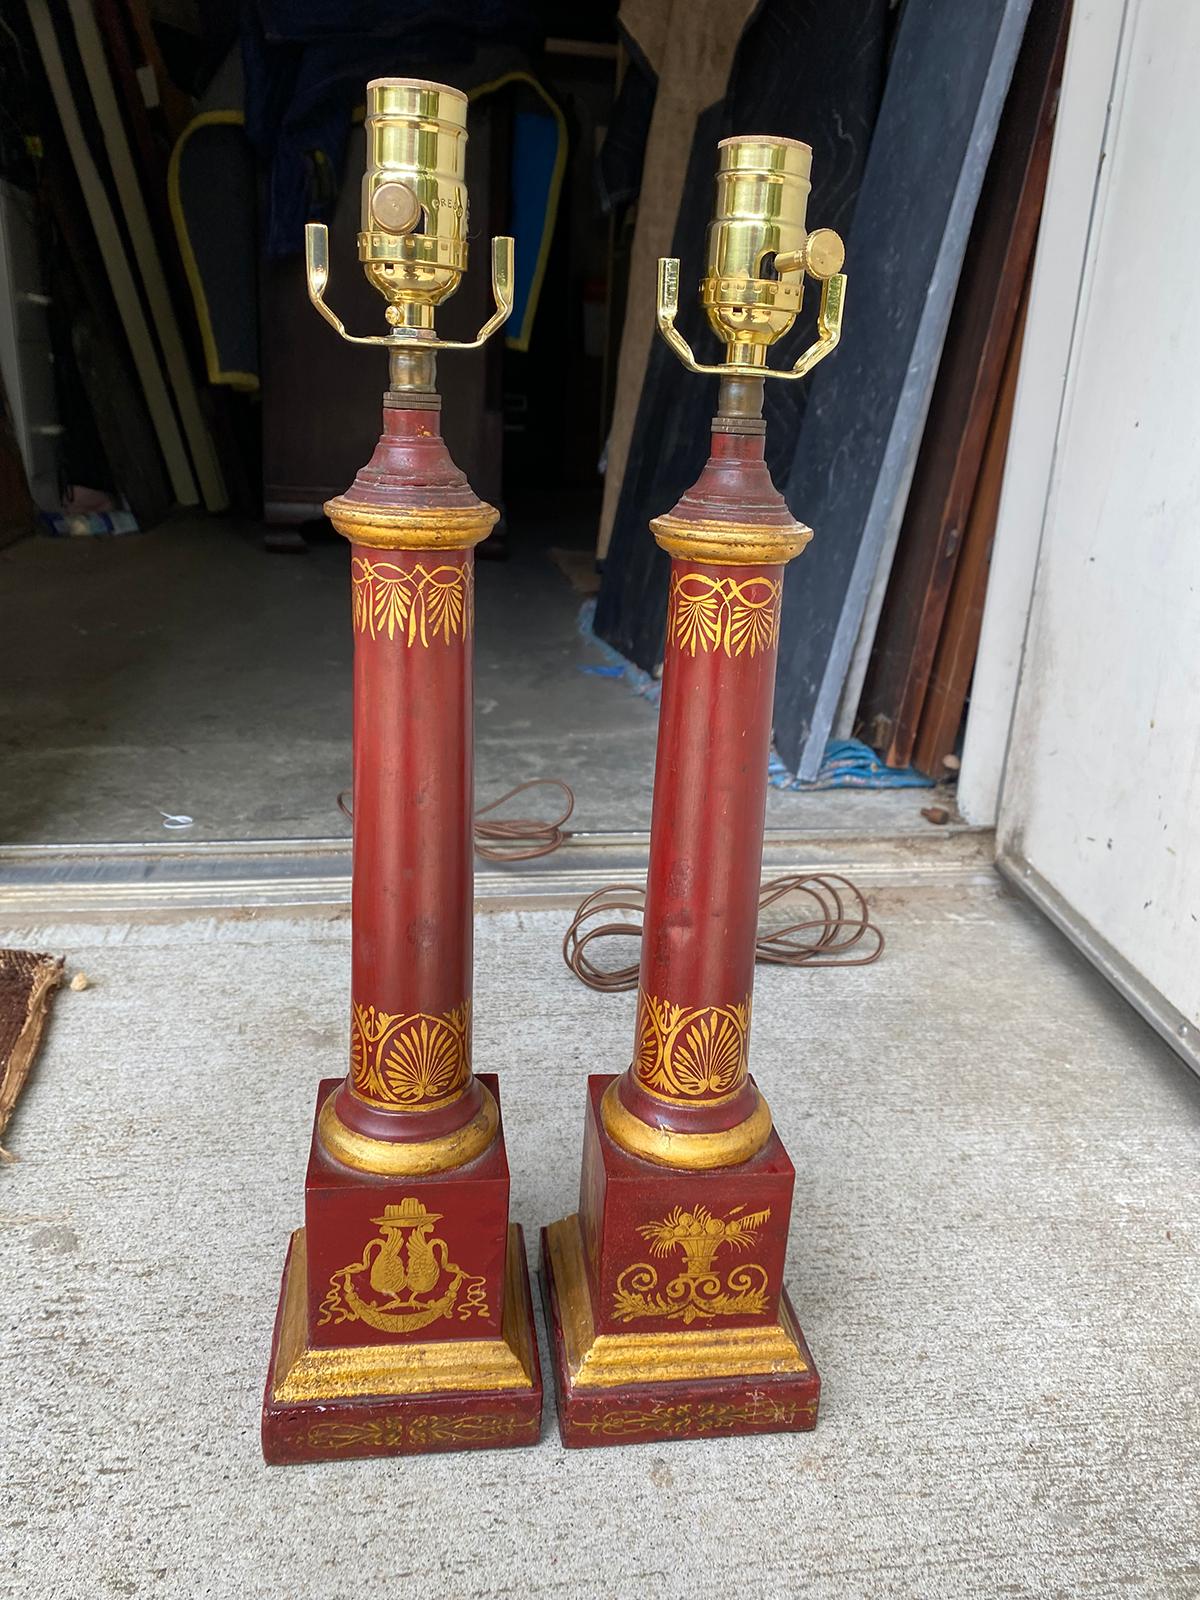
(768, 741, 934, 791)
(508, 109, 559, 340)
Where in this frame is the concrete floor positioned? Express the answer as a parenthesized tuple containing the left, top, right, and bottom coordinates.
(2, 877, 1197, 1598)
(0, 518, 941, 845)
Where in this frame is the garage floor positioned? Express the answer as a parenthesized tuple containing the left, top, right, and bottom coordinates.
(2, 872, 1197, 1599)
(0, 516, 938, 846)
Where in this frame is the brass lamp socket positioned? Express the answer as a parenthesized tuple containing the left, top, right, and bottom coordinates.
(358, 78, 470, 332)
(700, 135, 814, 368)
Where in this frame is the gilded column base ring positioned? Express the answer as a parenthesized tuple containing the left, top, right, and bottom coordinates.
(600, 1079, 773, 1170)
(317, 1082, 499, 1176)
(650, 512, 812, 567)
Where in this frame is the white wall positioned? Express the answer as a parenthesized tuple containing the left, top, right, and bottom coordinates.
(958, 0, 1129, 825)
(993, 0, 1200, 1036)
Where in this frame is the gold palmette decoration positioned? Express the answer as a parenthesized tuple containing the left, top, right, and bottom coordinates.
(349, 1001, 472, 1109)
(634, 990, 751, 1101)
(668, 572, 782, 657)
(350, 557, 474, 644)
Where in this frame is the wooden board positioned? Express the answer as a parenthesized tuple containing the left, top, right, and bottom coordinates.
(912, 271, 1029, 778)
(25, 0, 198, 507)
(67, 0, 228, 512)
(858, 0, 1069, 768)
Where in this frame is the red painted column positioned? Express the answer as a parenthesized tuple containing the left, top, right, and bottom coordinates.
(262, 397, 545, 1464)
(317, 402, 497, 1170)
(602, 427, 812, 1167)
(541, 420, 821, 1447)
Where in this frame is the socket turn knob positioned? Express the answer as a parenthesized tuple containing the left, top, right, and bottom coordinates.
(371, 181, 422, 234)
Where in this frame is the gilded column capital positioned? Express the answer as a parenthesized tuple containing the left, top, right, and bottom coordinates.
(326, 498, 498, 552)
(650, 513, 812, 568)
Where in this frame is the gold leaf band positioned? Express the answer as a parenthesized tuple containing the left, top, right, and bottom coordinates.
(667, 572, 782, 658)
(327, 499, 498, 551)
(651, 512, 811, 568)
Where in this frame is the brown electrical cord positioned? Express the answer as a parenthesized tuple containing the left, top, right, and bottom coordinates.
(337, 780, 884, 988)
(562, 874, 884, 993)
(337, 778, 575, 863)
(754, 873, 883, 967)
(559, 885, 649, 994)
(473, 778, 575, 862)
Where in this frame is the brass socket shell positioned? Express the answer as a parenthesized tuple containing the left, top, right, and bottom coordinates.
(358, 78, 470, 327)
(700, 135, 814, 366)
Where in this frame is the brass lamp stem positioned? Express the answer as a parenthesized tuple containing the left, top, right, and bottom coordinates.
(717, 375, 765, 422)
(389, 346, 437, 395)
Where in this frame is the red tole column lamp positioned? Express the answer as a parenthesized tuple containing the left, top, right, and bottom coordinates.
(541, 135, 848, 1447)
(262, 78, 541, 1464)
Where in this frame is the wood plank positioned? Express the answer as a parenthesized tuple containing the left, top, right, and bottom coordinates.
(912, 272, 1029, 778)
(25, 0, 198, 506)
(858, 0, 1069, 768)
(67, 0, 228, 512)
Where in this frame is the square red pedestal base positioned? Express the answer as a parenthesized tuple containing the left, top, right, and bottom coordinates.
(262, 1075, 542, 1464)
(539, 1074, 820, 1449)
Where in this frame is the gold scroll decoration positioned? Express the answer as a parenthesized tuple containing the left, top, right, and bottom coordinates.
(272, 1226, 536, 1403)
(667, 570, 782, 658)
(634, 989, 750, 1102)
(612, 1203, 771, 1325)
(350, 1000, 471, 1110)
(351, 555, 473, 644)
(304, 1413, 533, 1452)
(574, 1393, 817, 1439)
(318, 1198, 490, 1335)
(545, 1213, 803, 1386)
